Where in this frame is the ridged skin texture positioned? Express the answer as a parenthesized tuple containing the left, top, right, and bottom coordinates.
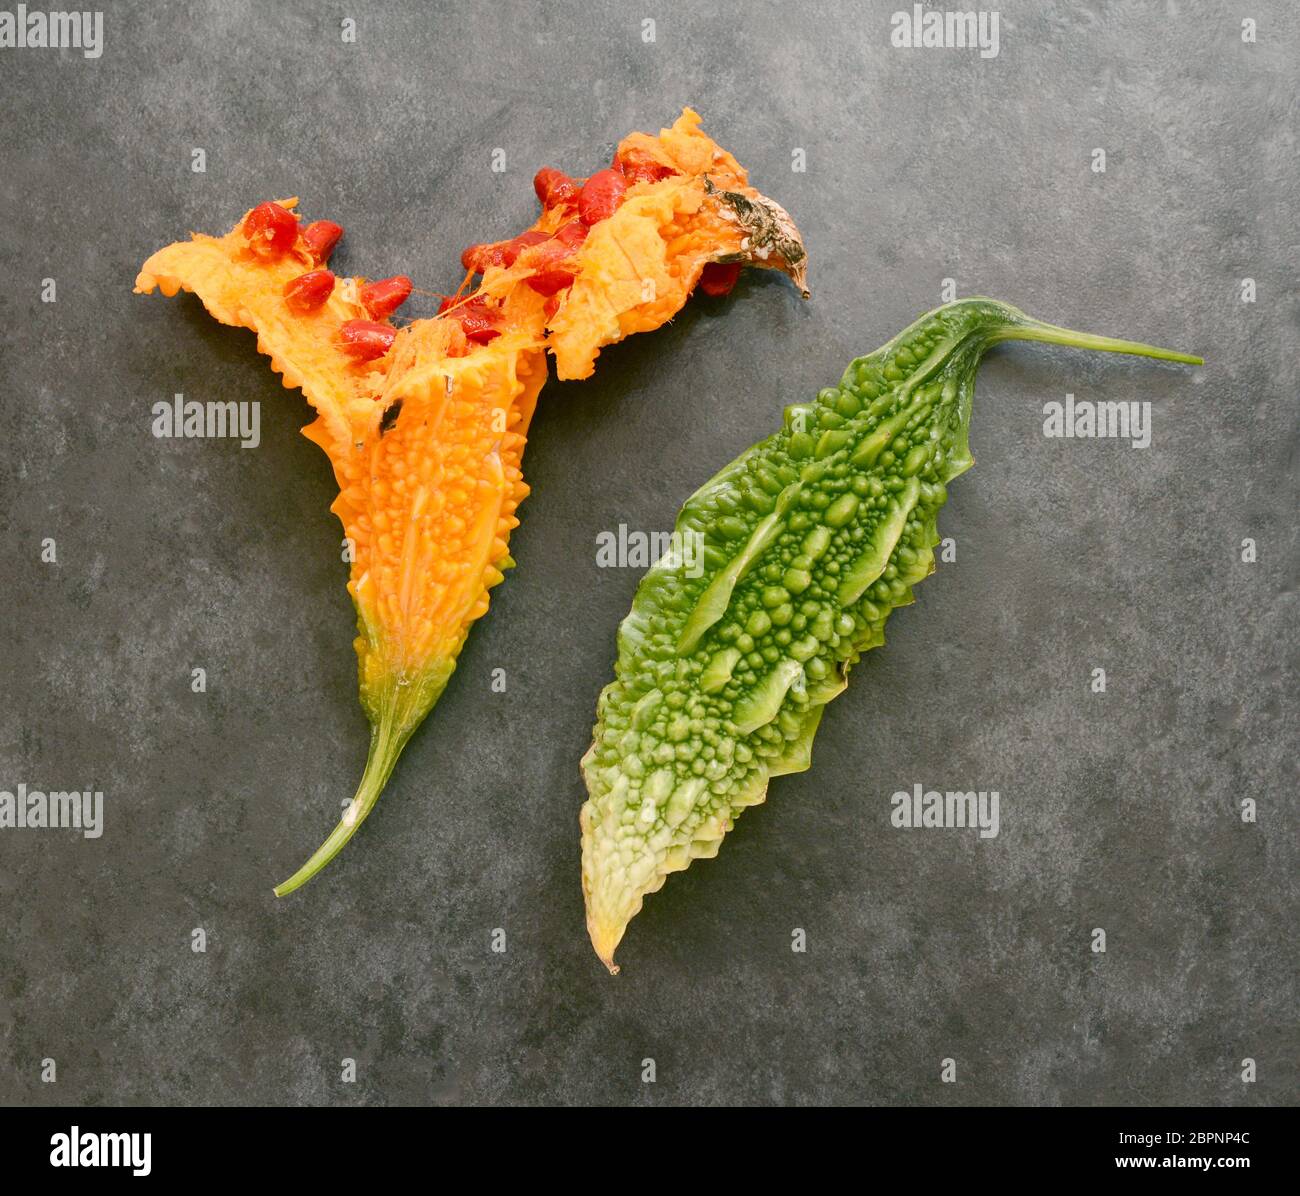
(580, 299, 1201, 971)
(133, 110, 809, 893)
(136, 212, 543, 867)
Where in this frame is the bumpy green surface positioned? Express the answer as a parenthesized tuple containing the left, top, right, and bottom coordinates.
(580, 298, 1201, 972)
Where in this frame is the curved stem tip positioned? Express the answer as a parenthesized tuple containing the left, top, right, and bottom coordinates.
(273, 714, 406, 897)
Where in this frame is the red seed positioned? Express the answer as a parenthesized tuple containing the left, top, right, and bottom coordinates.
(526, 269, 576, 297)
(339, 319, 397, 362)
(533, 166, 582, 209)
(614, 148, 679, 185)
(579, 169, 628, 226)
(554, 220, 589, 249)
(438, 295, 501, 345)
(242, 202, 299, 256)
(301, 220, 344, 262)
(461, 242, 493, 273)
(461, 230, 549, 274)
(463, 321, 501, 345)
(698, 261, 742, 297)
(283, 269, 335, 314)
(502, 230, 550, 265)
(522, 234, 581, 295)
(359, 275, 413, 320)
(530, 237, 576, 268)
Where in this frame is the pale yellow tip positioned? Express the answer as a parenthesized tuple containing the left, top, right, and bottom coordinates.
(587, 917, 625, 976)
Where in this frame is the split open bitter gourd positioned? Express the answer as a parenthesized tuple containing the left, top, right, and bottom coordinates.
(580, 298, 1202, 972)
(134, 109, 808, 894)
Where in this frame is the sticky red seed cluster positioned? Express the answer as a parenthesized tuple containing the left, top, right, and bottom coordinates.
(249, 136, 717, 373)
(454, 142, 696, 326)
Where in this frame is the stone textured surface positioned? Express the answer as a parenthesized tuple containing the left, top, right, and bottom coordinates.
(0, 1, 1295, 1106)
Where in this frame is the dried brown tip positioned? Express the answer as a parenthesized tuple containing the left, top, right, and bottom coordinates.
(704, 176, 810, 299)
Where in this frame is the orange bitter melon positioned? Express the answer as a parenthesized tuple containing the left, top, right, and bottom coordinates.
(133, 108, 808, 894)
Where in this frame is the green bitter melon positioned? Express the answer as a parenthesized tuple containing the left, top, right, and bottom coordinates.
(580, 298, 1201, 972)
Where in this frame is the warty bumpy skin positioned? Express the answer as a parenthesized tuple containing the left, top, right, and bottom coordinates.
(580, 297, 1202, 972)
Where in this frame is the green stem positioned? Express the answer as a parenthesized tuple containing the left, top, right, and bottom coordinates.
(272, 707, 408, 897)
(997, 319, 1203, 365)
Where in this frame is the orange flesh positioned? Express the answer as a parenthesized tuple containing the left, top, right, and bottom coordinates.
(133, 107, 807, 891)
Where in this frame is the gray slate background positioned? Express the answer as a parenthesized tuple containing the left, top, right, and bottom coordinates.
(1, 0, 1296, 1107)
